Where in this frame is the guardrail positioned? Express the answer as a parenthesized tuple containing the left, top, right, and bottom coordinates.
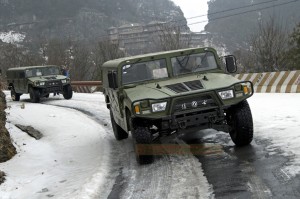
(2, 70, 300, 93)
(71, 81, 102, 93)
(235, 70, 300, 93)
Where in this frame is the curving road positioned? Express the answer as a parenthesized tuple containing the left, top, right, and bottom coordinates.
(4, 92, 300, 198)
(43, 93, 300, 199)
(42, 93, 213, 199)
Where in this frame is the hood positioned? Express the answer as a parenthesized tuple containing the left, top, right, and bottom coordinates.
(28, 75, 67, 82)
(124, 73, 239, 102)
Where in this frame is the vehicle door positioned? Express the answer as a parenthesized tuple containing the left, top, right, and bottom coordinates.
(18, 71, 27, 93)
(107, 70, 124, 121)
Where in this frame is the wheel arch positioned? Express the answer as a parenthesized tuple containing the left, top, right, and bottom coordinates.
(8, 83, 14, 90)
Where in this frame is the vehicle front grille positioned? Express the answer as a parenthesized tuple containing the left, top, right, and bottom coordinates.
(165, 80, 204, 93)
(46, 86, 61, 92)
(46, 80, 62, 87)
(173, 95, 217, 112)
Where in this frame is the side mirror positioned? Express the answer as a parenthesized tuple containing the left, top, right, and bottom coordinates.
(107, 70, 118, 90)
(225, 55, 237, 73)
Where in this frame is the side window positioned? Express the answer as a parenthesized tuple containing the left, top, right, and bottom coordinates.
(122, 59, 168, 85)
(108, 70, 118, 89)
(19, 71, 25, 78)
(25, 70, 32, 77)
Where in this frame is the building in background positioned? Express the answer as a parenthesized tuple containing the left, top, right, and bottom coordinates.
(107, 21, 211, 55)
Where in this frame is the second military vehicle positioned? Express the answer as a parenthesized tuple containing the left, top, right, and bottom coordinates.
(7, 65, 73, 103)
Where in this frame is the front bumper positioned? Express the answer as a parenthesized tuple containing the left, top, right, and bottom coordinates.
(131, 81, 253, 133)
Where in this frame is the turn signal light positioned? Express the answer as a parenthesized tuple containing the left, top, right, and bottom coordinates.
(134, 105, 141, 114)
(243, 86, 249, 94)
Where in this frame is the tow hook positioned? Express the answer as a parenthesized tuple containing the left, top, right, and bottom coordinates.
(178, 121, 187, 129)
(209, 115, 216, 123)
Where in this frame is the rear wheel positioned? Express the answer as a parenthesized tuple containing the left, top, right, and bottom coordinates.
(11, 88, 20, 101)
(29, 87, 40, 103)
(110, 110, 128, 140)
(226, 100, 253, 146)
(63, 84, 73, 100)
(132, 126, 154, 164)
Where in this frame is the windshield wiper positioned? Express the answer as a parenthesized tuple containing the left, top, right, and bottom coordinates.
(176, 50, 194, 71)
(192, 51, 210, 71)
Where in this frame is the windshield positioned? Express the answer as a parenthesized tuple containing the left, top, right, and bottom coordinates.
(25, 67, 60, 77)
(122, 59, 168, 85)
(171, 52, 218, 76)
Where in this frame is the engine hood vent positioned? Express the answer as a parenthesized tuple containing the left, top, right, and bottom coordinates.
(165, 80, 204, 93)
(44, 76, 57, 80)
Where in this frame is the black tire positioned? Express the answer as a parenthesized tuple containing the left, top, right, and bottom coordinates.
(226, 100, 253, 146)
(11, 88, 20, 101)
(110, 110, 128, 140)
(45, 94, 50, 98)
(132, 126, 154, 164)
(63, 84, 73, 100)
(29, 87, 40, 103)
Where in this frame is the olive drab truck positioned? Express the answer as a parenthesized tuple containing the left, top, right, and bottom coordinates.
(102, 47, 254, 164)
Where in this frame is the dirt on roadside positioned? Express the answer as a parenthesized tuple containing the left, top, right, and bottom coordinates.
(0, 90, 16, 163)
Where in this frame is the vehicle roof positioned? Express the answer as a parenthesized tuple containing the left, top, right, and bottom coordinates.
(102, 47, 216, 68)
(7, 65, 59, 71)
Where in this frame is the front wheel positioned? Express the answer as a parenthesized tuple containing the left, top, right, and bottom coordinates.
(63, 85, 73, 100)
(226, 100, 253, 146)
(132, 126, 154, 164)
(11, 88, 20, 101)
(29, 87, 40, 103)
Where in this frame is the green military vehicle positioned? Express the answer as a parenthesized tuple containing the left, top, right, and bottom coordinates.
(102, 47, 254, 164)
(6, 65, 73, 103)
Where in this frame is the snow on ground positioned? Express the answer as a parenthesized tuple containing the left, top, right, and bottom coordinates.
(0, 31, 25, 44)
(248, 93, 300, 177)
(0, 92, 213, 199)
(0, 92, 113, 199)
(0, 92, 300, 198)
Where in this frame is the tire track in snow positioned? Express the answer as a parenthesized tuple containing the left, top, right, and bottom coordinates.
(42, 93, 214, 199)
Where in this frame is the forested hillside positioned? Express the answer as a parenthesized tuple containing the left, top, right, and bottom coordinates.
(0, 0, 186, 42)
(205, 0, 300, 52)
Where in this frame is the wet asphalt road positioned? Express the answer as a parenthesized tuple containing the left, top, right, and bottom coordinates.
(181, 130, 300, 199)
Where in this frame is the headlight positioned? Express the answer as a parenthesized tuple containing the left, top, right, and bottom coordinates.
(218, 90, 234, 99)
(152, 102, 167, 112)
(61, 79, 67, 83)
(34, 81, 45, 86)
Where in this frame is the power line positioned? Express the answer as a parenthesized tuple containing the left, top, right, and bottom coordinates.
(102, 0, 300, 39)
(187, 0, 299, 27)
(1, 0, 294, 30)
(99, 0, 299, 41)
(174, 0, 283, 22)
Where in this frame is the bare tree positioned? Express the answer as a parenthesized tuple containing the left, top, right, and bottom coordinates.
(45, 39, 71, 66)
(69, 42, 92, 81)
(90, 39, 124, 80)
(0, 43, 43, 78)
(250, 17, 290, 72)
(233, 48, 258, 73)
(153, 23, 191, 51)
